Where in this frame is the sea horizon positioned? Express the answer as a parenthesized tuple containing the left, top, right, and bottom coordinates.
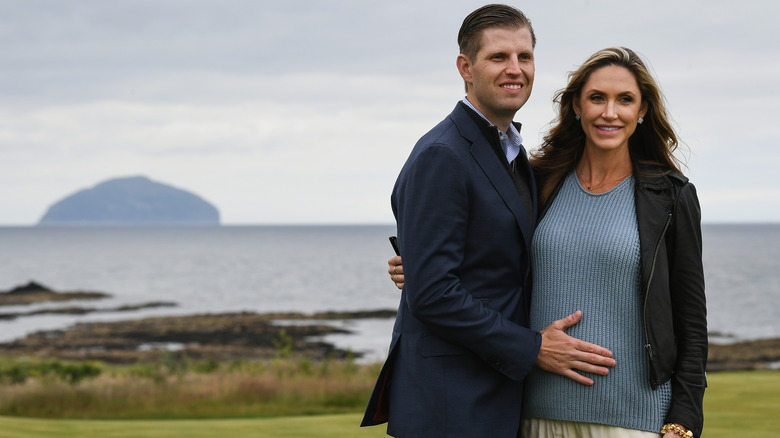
(2, 220, 779, 228)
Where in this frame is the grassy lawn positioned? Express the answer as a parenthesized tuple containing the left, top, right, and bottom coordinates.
(702, 370, 780, 438)
(0, 370, 775, 437)
(0, 413, 387, 438)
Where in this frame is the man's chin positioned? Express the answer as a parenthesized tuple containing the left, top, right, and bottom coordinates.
(497, 96, 530, 113)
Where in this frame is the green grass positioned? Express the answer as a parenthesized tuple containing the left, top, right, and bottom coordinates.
(702, 370, 780, 438)
(0, 370, 775, 437)
(0, 413, 387, 438)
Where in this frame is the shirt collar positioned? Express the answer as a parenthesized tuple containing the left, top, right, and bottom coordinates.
(461, 97, 523, 144)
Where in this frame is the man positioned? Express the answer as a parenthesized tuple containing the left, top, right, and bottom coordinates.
(362, 5, 615, 437)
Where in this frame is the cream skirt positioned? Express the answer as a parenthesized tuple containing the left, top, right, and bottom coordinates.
(522, 418, 660, 438)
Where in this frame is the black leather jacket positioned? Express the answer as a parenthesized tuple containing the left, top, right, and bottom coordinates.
(539, 166, 707, 437)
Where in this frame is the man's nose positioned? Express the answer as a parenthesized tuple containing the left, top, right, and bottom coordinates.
(506, 58, 522, 75)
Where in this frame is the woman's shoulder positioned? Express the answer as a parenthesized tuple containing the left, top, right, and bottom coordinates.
(635, 164, 690, 188)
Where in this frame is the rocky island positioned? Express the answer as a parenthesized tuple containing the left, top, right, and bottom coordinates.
(38, 176, 220, 226)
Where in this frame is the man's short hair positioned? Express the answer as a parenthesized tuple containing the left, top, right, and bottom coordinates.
(457, 4, 536, 62)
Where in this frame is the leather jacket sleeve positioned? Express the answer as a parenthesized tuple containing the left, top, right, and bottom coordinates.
(664, 182, 707, 437)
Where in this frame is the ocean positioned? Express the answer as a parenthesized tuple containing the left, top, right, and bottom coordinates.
(0, 224, 778, 363)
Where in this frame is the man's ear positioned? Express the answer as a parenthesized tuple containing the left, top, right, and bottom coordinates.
(456, 54, 473, 86)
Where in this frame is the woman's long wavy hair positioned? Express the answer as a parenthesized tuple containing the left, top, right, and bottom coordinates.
(530, 47, 683, 205)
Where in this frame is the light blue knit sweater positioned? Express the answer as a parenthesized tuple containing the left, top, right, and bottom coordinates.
(523, 171, 671, 432)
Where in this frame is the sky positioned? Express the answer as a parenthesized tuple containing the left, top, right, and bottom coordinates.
(1, 0, 778, 225)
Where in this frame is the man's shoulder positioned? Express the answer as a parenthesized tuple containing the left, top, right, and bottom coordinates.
(417, 116, 460, 146)
(416, 103, 479, 148)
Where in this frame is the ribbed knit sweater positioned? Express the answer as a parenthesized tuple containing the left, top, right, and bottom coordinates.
(523, 171, 671, 432)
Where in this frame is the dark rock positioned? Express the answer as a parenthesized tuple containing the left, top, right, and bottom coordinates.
(262, 309, 398, 320)
(0, 312, 357, 364)
(0, 281, 109, 306)
(7, 281, 53, 294)
(0, 301, 177, 320)
(38, 176, 220, 226)
(708, 338, 780, 371)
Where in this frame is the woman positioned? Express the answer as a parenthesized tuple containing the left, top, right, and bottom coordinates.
(387, 47, 706, 438)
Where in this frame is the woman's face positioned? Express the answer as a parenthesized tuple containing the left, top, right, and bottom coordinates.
(573, 65, 647, 154)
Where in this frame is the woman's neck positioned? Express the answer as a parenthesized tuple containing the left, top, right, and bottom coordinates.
(575, 149, 633, 193)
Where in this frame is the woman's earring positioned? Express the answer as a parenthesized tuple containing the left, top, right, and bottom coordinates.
(575, 114, 581, 121)
(638, 117, 644, 124)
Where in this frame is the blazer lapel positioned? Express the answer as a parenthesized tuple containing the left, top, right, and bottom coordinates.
(449, 103, 535, 253)
(470, 136, 534, 252)
(511, 121, 538, 228)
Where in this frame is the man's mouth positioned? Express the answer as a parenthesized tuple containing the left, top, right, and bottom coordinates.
(501, 84, 523, 90)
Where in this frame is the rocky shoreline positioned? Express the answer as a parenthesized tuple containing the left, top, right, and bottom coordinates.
(0, 310, 396, 364)
(0, 281, 398, 364)
(0, 282, 777, 370)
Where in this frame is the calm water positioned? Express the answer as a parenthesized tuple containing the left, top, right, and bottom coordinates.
(0, 224, 777, 362)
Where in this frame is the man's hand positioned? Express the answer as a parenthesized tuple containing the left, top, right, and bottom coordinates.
(388, 255, 404, 290)
(536, 310, 616, 385)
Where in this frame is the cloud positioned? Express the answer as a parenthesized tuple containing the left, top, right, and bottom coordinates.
(0, 0, 778, 224)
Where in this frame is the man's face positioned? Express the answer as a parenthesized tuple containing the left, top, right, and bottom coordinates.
(458, 27, 535, 129)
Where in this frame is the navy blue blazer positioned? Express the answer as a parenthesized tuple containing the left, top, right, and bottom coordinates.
(362, 103, 542, 437)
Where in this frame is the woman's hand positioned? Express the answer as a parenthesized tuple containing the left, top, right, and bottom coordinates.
(388, 255, 404, 290)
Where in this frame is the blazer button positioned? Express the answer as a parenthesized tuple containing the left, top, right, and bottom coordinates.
(488, 356, 505, 371)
